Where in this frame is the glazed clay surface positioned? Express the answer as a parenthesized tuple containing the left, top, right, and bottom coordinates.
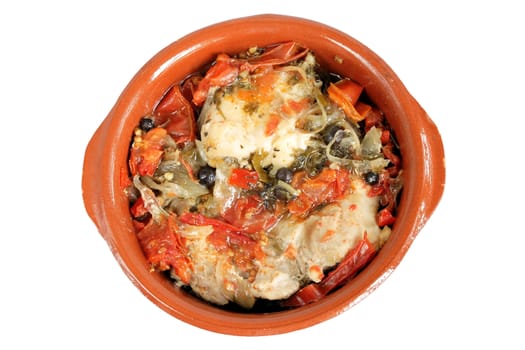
(82, 14, 445, 336)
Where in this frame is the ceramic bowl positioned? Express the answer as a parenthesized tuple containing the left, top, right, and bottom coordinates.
(82, 14, 445, 336)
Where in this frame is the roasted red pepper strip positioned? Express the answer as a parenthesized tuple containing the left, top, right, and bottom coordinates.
(192, 42, 309, 106)
(228, 168, 259, 189)
(327, 79, 365, 122)
(179, 212, 256, 252)
(330, 79, 363, 105)
(282, 233, 376, 307)
(222, 194, 278, 234)
(180, 74, 202, 103)
(136, 215, 192, 283)
(154, 85, 196, 145)
(282, 284, 324, 307)
(192, 54, 240, 106)
(288, 167, 350, 217)
(129, 127, 167, 177)
(179, 212, 243, 232)
(240, 41, 308, 70)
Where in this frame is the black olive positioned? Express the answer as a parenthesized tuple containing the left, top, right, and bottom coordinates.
(319, 71, 342, 92)
(275, 167, 293, 184)
(322, 124, 343, 144)
(139, 117, 155, 132)
(198, 165, 216, 187)
(364, 171, 379, 185)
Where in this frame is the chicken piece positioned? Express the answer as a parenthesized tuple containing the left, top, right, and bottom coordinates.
(198, 63, 317, 170)
(180, 177, 391, 306)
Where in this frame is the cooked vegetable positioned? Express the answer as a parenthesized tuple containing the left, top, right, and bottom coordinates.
(327, 78, 365, 122)
(125, 42, 403, 311)
(197, 165, 216, 187)
(139, 117, 155, 132)
(287, 167, 350, 217)
(275, 167, 293, 184)
(364, 171, 379, 185)
(154, 85, 196, 145)
(228, 168, 259, 189)
(322, 123, 344, 144)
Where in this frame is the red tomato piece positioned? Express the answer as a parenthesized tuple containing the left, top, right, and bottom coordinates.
(222, 195, 278, 234)
(229, 168, 259, 189)
(288, 168, 350, 216)
(130, 197, 148, 219)
(136, 215, 192, 283)
(264, 113, 281, 136)
(377, 208, 396, 227)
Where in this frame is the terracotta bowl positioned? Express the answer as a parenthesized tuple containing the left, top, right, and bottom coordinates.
(82, 14, 445, 336)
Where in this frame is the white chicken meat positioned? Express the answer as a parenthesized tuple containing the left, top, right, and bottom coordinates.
(181, 177, 391, 308)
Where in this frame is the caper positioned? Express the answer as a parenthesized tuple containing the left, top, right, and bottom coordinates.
(364, 171, 379, 185)
(322, 124, 344, 144)
(139, 117, 155, 132)
(304, 150, 327, 177)
(273, 186, 291, 201)
(275, 167, 293, 184)
(198, 165, 216, 187)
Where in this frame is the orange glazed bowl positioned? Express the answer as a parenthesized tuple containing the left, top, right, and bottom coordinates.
(82, 14, 445, 336)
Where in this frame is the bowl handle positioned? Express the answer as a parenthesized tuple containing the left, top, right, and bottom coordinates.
(412, 97, 446, 221)
(82, 119, 109, 233)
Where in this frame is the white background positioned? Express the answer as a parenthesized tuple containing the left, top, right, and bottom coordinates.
(1, 1, 523, 348)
